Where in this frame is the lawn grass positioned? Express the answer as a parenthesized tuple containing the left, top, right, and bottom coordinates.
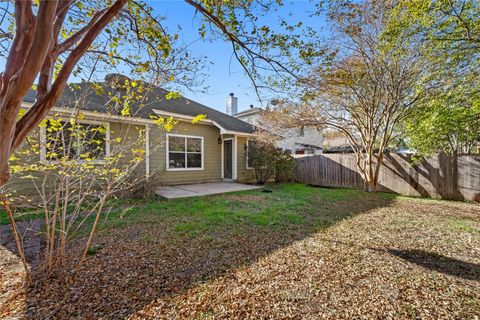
(0, 208, 42, 225)
(80, 183, 395, 238)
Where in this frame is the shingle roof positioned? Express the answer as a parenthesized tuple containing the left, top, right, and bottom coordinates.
(23, 82, 255, 134)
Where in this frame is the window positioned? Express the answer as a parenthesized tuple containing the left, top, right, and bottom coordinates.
(167, 134, 203, 170)
(246, 140, 256, 169)
(42, 119, 109, 162)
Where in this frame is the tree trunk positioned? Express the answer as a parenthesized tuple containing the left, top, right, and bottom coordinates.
(0, 0, 127, 189)
(0, 111, 16, 186)
(365, 176, 378, 192)
(360, 148, 382, 193)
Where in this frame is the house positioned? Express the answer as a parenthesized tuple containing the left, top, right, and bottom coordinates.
(11, 76, 258, 194)
(229, 95, 323, 155)
(322, 129, 353, 153)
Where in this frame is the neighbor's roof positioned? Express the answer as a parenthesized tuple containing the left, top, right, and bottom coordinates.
(23, 82, 255, 134)
(234, 107, 262, 118)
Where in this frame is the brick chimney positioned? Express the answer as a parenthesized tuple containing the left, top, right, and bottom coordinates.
(225, 92, 238, 116)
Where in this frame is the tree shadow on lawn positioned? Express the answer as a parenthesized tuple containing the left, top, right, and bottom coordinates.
(387, 249, 480, 281)
(24, 184, 396, 319)
(326, 239, 480, 282)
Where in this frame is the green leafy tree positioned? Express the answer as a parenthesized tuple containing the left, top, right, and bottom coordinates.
(386, 0, 480, 157)
(387, 0, 479, 56)
(404, 92, 480, 156)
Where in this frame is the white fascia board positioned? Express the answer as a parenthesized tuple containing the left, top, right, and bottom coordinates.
(152, 109, 213, 125)
(221, 130, 255, 137)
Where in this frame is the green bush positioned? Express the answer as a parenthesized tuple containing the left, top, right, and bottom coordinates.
(247, 140, 295, 184)
(274, 150, 295, 183)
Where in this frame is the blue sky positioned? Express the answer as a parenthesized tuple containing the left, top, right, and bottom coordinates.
(0, 1, 324, 114)
(151, 0, 322, 114)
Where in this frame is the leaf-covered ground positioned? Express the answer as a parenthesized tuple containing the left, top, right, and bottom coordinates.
(1, 183, 479, 319)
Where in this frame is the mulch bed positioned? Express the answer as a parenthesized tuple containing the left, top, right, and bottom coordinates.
(1, 193, 479, 319)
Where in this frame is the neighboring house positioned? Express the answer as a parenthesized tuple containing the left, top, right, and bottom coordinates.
(11, 77, 257, 194)
(322, 129, 353, 153)
(229, 95, 323, 155)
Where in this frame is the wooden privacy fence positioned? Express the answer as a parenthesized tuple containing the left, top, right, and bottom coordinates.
(295, 153, 480, 202)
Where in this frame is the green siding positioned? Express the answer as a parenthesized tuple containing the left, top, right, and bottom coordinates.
(109, 122, 147, 176)
(149, 121, 222, 185)
(236, 136, 255, 183)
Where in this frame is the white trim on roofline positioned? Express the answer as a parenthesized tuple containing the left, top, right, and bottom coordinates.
(152, 109, 212, 124)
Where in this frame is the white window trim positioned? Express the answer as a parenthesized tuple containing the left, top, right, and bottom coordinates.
(166, 133, 204, 171)
(40, 118, 110, 164)
(246, 139, 254, 170)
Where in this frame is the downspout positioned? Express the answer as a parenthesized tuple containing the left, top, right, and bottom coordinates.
(145, 124, 150, 179)
(233, 135, 238, 181)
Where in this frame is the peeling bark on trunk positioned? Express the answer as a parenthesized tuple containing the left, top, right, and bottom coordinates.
(0, 0, 127, 189)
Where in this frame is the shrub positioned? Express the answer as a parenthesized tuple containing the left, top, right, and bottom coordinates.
(274, 150, 295, 183)
(247, 140, 295, 184)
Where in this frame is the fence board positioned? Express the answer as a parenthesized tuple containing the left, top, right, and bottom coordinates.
(295, 153, 480, 202)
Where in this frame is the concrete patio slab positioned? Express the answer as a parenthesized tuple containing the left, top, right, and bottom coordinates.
(156, 182, 261, 199)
